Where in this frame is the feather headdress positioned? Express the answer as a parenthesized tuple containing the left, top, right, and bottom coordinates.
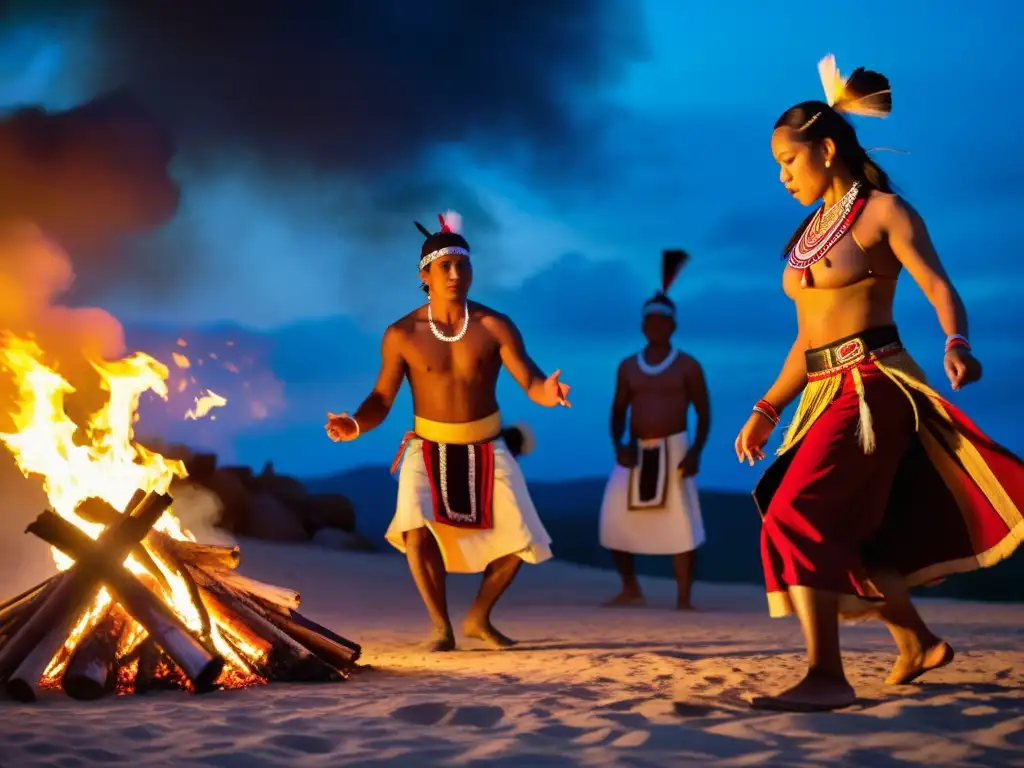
(818, 54, 892, 118)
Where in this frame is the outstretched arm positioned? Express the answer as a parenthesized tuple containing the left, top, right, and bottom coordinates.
(491, 314, 567, 407)
(886, 196, 968, 339)
(350, 325, 406, 433)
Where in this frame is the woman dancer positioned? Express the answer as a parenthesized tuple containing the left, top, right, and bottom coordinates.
(735, 55, 1024, 711)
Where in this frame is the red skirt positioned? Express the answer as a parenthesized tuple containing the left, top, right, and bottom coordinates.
(754, 358, 1024, 618)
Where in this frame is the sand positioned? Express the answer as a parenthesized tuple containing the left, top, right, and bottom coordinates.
(1, 541, 1022, 767)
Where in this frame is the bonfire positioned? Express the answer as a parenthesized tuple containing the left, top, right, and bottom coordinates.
(0, 335, 361, 702)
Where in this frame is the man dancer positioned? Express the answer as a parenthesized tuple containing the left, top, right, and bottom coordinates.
(599, 250, 710, 609)
(325, 211, 569, 651)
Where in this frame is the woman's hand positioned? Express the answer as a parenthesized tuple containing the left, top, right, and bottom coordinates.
(734, 412, 775, 466)
(944, 348, 982, 391)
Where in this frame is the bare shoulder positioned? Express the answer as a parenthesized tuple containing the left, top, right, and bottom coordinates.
(474, 302, 519, 339)
(383, 312, 419, 350)
(675, 350, 703, 372)
(868, 191, 922, 227)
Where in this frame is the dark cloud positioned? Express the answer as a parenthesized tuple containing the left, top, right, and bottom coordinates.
(20, 0, 642, 182)
(0, 0, 645, 306)
(0, 90, 178, 254)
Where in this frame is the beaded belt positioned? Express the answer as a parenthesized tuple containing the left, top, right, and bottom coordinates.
(805, 325, 902, 381)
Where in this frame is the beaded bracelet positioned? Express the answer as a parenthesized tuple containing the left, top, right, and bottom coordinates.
(945, 334, 970, 354)
(753, 399, 780, 426)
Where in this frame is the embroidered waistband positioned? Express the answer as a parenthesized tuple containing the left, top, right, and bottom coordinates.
(391, 411, 503, 475)
(413, 411, 502, 445)
(805, 326, 902, 381)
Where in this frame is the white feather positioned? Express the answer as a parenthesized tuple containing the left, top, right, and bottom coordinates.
(817, 54, 843, 107)
(443, 209, 462, 234)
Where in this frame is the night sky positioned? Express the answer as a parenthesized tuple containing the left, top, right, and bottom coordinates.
(1, 0, 1020, 490)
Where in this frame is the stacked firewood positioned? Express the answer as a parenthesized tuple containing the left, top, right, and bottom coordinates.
(0, 491, 361, 702)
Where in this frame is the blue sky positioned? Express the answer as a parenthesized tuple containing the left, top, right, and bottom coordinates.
(2, 1, 1022, 490)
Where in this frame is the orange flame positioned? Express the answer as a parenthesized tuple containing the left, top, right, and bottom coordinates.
(0, 332, 260, 688)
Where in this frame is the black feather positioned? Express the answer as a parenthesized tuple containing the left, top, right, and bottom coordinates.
(414, 221, 432, 238)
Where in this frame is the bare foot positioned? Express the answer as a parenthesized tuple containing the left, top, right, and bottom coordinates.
(422, 627, 456, 652)
(750, 670, 856, 712)
(676, 598, 696, 611)
(463, 618, 517, 649)
(886, 640, 955, 685)
(602, 591, 646, 608)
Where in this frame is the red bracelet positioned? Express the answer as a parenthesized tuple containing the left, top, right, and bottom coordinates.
(753, 399, 780, 425)
(945, 334, 970, 354)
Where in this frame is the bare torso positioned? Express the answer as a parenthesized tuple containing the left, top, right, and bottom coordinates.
(786, 190, 902, 347)
(622, 350, 699, 440)
(393, 301, 504, 423)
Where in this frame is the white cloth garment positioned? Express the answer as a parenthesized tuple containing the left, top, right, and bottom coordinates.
(386, 437, 553, 574)
(599, 431, 705, 555)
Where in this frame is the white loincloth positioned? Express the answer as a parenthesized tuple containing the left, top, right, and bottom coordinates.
(599, 431, 705, 555)
(386, 435, 553, 574)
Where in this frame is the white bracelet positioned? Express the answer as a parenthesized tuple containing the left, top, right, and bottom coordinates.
(343, 412, 361, 438)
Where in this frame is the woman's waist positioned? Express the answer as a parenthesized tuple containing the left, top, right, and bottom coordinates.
(804, 325, 903, 380)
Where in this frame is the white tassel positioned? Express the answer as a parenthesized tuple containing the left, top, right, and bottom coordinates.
(442, 209, 462, 234)
(852, 367, 876, 454)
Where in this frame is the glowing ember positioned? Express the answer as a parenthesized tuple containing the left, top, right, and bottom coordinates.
(185, 390, 227, 421)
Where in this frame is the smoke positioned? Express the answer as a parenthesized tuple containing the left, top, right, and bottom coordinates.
(1, 0, 644, 306)
(0, 89, 181, 594)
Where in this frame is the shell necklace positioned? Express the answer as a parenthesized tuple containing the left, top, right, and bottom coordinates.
(637, 346, 678, 376)
(788, 182, 864, 288)
(428, 301, 470, 343)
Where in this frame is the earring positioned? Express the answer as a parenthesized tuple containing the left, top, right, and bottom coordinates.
(825, 160, 831, 169)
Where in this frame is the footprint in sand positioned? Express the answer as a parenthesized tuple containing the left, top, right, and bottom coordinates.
(391, 702, 451, 726)
(264, 733, 335, 754)
(390, 702, 505, 729)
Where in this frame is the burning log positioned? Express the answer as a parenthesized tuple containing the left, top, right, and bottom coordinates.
(195, 578, 339, 682)
(255, 601, 361, 671)
(213, 571, 300, 612)
(0, 488, 363, 702)
(62, 605, 128, 700)
(24, 508, 225, 695)
(6, 590, 108, 702)
(0, 492, 174, 690)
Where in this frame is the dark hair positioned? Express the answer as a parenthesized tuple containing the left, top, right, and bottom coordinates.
(774, 100, 893, 195)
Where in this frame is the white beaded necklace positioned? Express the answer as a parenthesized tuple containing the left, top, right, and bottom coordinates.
(428, 301, 470, 343)
(636, 346, 678, 376)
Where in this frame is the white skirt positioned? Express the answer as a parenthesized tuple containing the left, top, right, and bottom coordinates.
(599, 431, 705, 555)
(386, 437, 553, 574)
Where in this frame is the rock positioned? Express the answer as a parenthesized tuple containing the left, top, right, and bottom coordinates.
(303, 493, 356, 533)
(197, 469, 250, 533)
(219, 465, 256, 490)
(240, 493, 309, 542)
(184, 452, 217, 482)
(256, 462, 308, 509)
(312, 527, 377, 552)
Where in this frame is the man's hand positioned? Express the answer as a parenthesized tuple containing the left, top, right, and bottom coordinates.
(944, 347, 982, 391)
(678, 449, 700, 478)
(325, 412, 359, 442)
(615, 444, 636, 468)
(542, 369, 571, 408)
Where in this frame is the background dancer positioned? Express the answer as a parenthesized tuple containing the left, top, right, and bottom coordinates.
(600, 250, 710, 610)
